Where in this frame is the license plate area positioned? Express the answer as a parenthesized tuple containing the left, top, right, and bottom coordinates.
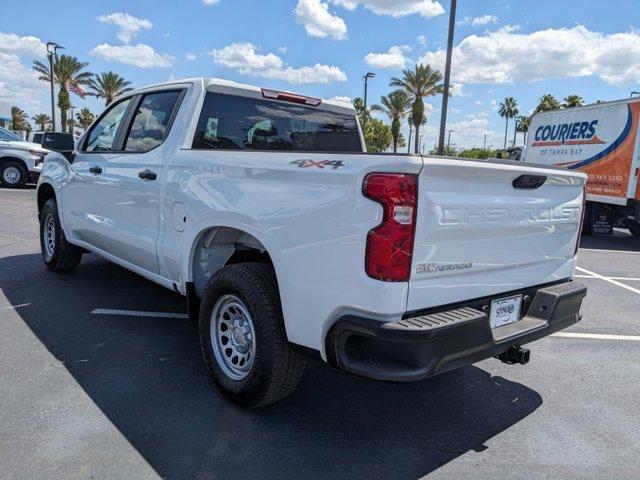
(489, 295, 522, 329)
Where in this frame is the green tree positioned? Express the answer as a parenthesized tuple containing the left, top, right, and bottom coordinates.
(562, 94, 585, 108)
(10, 106, 29, 131)
(498, 97, 519, 149)
(428, 143, 458, 156)
(32, 54, 92, 133)
(390, 64, 444, 154)
(88, 71, 133, 106)
(458, 147, 500, 159)
(534, 94, 561, 114)
(363, 117, 393, 153)
(76, 107, 95, 130)
(516, 115, 530, 144)
(406, 112, 426, 153)
(32, 113, 52, 131)
(371, 90, 412, 153)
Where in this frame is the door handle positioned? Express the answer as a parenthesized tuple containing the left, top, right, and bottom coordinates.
(138, 169, 157, 181)
(89, 166, 102, 174)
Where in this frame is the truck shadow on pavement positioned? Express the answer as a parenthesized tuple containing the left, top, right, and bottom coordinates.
(2, 253, 543, 480)
(579, 230, 640, 252)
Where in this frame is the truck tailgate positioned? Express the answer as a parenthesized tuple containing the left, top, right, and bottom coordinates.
(407, 157, 586, 312)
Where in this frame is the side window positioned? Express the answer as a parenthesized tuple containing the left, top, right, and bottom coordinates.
(124, 91, 181, 152)
(84, 99, 131, 152)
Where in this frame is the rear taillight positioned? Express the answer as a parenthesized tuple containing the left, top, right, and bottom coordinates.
(575, 185, 587, 255)
(261, 88, 322, 106)
(363, 173, 418, 282)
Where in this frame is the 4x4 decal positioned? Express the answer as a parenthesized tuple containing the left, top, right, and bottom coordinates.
(290, 159, 344, 169)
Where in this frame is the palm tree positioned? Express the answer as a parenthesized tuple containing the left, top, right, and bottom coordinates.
(88, 71, 133, 106)
(534, 94, 561, 114)
(371, 90, 412, 153)
(32, 54, 92, 133)
(498, 97, 519, 149)
(562, 94, 585, 109)
(76, 107, 95, 131)
(32, 113, 52, 131)
(515, 115, 530, 145)
(390, 64, 444, 153)
(10, 106, 29, 131)
(406, 111, 426, 153)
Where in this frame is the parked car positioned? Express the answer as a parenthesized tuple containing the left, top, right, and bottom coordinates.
(36, 78, 588, 407)
(0, 126, 49, 187)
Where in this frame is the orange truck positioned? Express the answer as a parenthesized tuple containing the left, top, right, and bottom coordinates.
(523, 97, 640, 237)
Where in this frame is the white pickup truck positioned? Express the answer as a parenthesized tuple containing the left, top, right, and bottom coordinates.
(0, 126, 49, 187)
(37, 78, 588, 407)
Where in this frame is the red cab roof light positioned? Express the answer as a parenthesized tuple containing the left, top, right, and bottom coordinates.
(261, 88, 322, 106)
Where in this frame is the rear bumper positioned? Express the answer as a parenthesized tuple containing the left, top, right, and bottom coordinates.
(325, 280, 587, 382)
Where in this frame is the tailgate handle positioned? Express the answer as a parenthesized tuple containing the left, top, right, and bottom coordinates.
(513, 174, 546, 189)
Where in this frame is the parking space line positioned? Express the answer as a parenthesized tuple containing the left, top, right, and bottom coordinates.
(580, 247, 640, 254)
(0, 303, 30, 311)
(552, 332, 640, 342)
(574, 273, 640, 281)
(91, 308, 188, 319)
(575, 266, 640, 295)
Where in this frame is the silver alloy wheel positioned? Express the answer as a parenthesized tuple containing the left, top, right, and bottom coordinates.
(3, 166, 21, 184)
(43, 213, 56, 258)
(210, 294, 257, 380)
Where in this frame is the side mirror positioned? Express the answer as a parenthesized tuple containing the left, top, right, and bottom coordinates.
(41, 132, 76, 163)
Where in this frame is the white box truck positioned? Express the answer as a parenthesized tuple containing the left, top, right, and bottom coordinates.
(523, 98, 640, 236)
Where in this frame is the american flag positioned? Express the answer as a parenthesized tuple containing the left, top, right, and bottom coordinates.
(68, 84, 86, 99)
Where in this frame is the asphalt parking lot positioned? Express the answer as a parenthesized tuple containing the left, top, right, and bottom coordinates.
(1, 187, 639, 480)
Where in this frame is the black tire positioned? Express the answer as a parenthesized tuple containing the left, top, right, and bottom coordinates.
(629, 222, 640, 238)
(40, 198, 83, 272)
(199, 263, 306, 408)
(0, 161, 28, 188)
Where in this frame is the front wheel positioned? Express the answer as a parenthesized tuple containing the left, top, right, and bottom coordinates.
(40, 198, 83, 272)
(199, 263, 306, 408)
(0, 161, 28, 188)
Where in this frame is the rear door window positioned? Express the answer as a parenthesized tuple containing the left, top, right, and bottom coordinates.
(192, 93, 361, 152)
(124, 90, 182, 152)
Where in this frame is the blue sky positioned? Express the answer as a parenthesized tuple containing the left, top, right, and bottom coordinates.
(2, 0, 640, 149)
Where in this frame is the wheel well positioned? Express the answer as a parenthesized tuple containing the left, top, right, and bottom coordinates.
(37, 183, 56, 216)
(191, 227, 273, 298)
(0, 156, 27, 171)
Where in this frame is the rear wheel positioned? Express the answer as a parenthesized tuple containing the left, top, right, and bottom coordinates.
(199, 263, 306, 408)
(40, 198, 83, 272)
(0, 161, 27, 188)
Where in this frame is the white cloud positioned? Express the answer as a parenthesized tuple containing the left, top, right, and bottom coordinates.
(364, 45, 410, 70)
(473, 100, 483, 106)
(203, 0, 220, 4)
(91, 43, 174, 68)
(0, 52, 47, 113)
(332, 0, 444, 18)
(295, 0, 347, 40)
(417, 35, 427, 46)
(185, 52, 196, 61)
(0, 32, 46, 57)
(450, 107, 460, 114)
(419, 25, 640, 87)
(471, 14, 498, 26)
(329, 95, 352, 103)
(97, 12, 152, 44)
(278, 46, 288, 54)
(458, 14, 498, 27)
(210, 42, 347, 84)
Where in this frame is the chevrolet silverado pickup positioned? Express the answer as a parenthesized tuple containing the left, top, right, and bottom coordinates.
(36, 78, 588, 407)
(0, 126, 49, 187)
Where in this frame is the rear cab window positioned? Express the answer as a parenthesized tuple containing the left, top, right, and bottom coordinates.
(192, 93, 362, 152)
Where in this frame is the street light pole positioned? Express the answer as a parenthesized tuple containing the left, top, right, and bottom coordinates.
(46, 42, 64, 132)
(447, 129, 453, 151)
(362, 72, 375, 131)
(483, 133, 487, 149)
(437, 0, 457, 155)
(513, 118, 520, 147)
